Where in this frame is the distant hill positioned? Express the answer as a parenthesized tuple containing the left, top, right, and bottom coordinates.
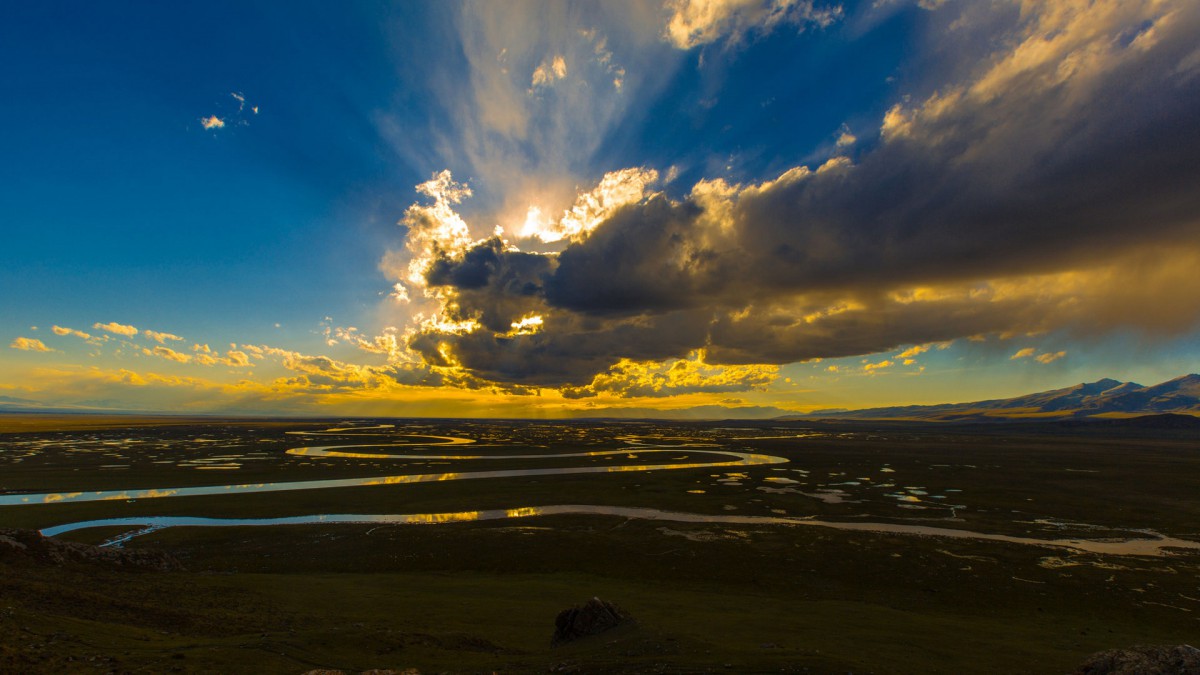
(785, 375, 1200, 422)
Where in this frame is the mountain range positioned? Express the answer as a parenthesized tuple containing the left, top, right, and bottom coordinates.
(788, 375, 1200, 422)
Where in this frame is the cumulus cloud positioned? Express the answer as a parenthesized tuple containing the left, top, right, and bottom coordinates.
(1036, 351, 1066, 365)
(561, 350, 777, 398)
(200, 115, 225, 130)
(389, 282, 410, 303)
(663, 0, 842, 49)
(192, 353, 218, 366)
(143, 346, 191, 364)
(9, 337, 53, 352)
(1010, 347, 1036, 360)
(239, 344, 265, 359)
(400, 170, 477, 287)
(143, 329, 184, 344)
(328, 325, 405, 360)
(93, 321, 138, 337)
(387, 0, 1200, 392)
(224, 350, 253, 367)
(519, 167, 659, 243)
(274, 349, 494, 393)
(51, 325, 92, 340)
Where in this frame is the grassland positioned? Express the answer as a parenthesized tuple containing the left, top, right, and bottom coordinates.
(1, 416, 1198, 673)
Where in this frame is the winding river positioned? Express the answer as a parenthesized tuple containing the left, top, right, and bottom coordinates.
(0, 446, 783, 505)
(5, 426, 1199, 557)
(39, 505, 1200, 557)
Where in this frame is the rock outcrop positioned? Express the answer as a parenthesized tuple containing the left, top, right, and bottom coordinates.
(1074, 644, 1200, 674)
(0, 528, 180, 571)
(551, 597, 633, 646)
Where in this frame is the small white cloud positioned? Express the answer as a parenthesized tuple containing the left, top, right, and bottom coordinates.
(10, 337, 53, 352)
(1035, 351, 1066, 364)
(1010, 347, 1036, 360)
(201, 92, 256, 130)
(531, 54, 568, 89)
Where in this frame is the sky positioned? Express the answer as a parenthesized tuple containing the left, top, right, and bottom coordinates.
(2, 0, 1199, 418)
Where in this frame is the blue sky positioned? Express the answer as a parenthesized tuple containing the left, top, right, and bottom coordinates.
(2, 1, 1198, 416)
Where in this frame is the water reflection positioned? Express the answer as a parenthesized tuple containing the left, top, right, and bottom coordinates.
(0, 448, 786, 506)
(40, 505, 1200, 558)
(286, 431, 476, 446)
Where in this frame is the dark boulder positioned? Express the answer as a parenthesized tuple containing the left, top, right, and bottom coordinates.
(551, 597, 633, 646)
(1074, 644, 1200, 674)
(0, 528, 181, 571)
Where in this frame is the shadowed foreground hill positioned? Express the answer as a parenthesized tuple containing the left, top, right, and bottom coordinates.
(787, 375, 1200, 421)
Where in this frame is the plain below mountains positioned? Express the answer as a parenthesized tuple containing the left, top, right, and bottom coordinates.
(787, 375, 1200, 422)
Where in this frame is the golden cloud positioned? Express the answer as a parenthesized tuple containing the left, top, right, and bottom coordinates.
(561, 350, 777, 399)
(663, 0, 841, 49)
(93, 321, 138, 337)
(530, 54, 567, 88)
(9, 337, 53, 352)
(143, 329, 184, 344)
(143, 346, 191, 364)
(51, 325, 92, 340)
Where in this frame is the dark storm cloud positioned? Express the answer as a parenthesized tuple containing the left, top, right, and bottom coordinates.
(543, 7, 1200, 310)
(409, 307, 715, 386)
(411, 1, 1200, 389)
(545, 198, 719, 314)
(426, 237, 555, 332)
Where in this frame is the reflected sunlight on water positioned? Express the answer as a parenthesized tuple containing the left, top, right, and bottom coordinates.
(39, 505, 1200, 558)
